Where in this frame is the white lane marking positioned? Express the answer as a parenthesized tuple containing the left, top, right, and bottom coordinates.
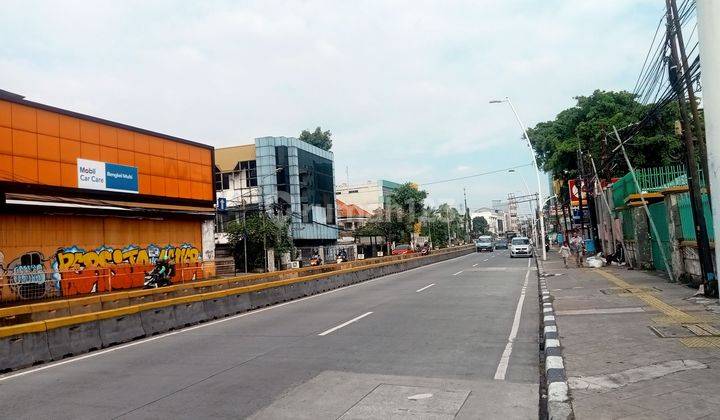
(483, 259, 489, 262)
(0, 252, 475, 383)
(416, 283, 435, 293)
(472, 263, 478, 267)
(452, 271, 463, 276)
(494, 267, 530, 381)
(318, 312, 373, 336)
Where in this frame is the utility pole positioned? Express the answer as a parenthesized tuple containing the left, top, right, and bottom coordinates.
(697, 0, 720, 296)
(463, 188, 470, 238)
(576, 147, 586, 239)
(667, 1, 716, 294)
(669, 0, 710, 195)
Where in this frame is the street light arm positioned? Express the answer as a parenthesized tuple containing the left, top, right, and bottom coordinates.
(493, 96, 548, 261)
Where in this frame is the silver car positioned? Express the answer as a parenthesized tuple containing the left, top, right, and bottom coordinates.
(509, 237, 533, 258)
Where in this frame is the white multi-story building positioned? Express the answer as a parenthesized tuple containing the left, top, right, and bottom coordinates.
(335, 180, 401, 214)
(471, 207, 506, 235)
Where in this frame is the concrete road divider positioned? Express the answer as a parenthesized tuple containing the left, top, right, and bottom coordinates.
(98, 308, 145, 347)
(173, 300, 207, 328)
(139, 306, 177, 336)
(202, 296, 232, 320)
(0, 246, 473, 372)
(46, 317, 102, 359)
(0, 322, 51, 372)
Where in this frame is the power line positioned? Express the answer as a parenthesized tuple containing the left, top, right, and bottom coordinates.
(417, 163, 533, 186)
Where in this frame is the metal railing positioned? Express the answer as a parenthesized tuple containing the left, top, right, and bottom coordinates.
(612, 165, 705, 209)
(0, 260, 233, 303)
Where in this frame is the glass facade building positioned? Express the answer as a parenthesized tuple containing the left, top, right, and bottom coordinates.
(255, 136, 338, 243)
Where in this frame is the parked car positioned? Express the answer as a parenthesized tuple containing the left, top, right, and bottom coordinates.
(475, 235, 494, 252)
(495, 238, 509, 249)
(509, 237, 533, 258)
(391, 244, 414, 255)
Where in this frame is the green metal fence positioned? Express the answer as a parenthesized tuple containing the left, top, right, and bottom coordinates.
(677, 192, 715, 241)
(611, 165, 702, 209)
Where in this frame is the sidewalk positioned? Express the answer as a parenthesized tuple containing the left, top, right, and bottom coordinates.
(542, 249, 720, 419)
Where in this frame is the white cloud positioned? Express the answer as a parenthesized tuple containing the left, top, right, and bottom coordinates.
(0, 0, 664, 206)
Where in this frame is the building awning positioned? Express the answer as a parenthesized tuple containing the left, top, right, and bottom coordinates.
(5, 193, 215, 216)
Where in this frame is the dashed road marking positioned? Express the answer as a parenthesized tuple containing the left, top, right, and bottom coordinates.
(416, 283, 435, 293)
(452, 271, 463, 276)
(494, 267, 530, 380)
(318, 312, 373, 336)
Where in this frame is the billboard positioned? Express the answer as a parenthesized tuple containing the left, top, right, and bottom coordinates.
(77, 159, 138, 194)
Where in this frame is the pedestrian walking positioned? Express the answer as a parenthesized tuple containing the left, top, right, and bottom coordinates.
(559, 241, 571, 268)
(569, 232, 584, 268)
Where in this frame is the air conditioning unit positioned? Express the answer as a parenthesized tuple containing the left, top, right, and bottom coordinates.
(357, 254, 365, 260)
(290, 261, 300, 269)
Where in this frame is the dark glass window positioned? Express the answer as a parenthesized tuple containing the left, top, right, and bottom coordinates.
(298, 149, 335, 225)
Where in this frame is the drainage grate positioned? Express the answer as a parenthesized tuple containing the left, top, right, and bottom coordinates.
(649, 325, 694, 338)
(600, 286, 662, 295)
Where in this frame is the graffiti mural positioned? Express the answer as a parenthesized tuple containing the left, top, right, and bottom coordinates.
(1, 251, 54, 300)
(0, 243, 202, 301)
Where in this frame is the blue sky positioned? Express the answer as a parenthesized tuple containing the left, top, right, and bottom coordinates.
(0, 0, 663, 214)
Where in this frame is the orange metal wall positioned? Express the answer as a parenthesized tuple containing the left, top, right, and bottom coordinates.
(0, 99, 213, 200)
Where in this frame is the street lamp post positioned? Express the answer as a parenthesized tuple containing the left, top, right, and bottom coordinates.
(491, 97, 547, 261)
(508, 169, 538, 248)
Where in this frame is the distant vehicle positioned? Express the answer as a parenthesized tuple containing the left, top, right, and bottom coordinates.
(510, 236, 533, 258)
(505, 231, 518, 241)
(391, 244, 414, 255)
(495, 238, 509, 249)
(475, 235, 494, 252)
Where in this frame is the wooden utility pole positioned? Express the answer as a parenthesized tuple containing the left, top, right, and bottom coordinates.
(669, 0, 711, 196)
(667, 0, 716, 294)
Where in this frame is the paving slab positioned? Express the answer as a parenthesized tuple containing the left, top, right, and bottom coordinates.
(543, 248, 720, 420)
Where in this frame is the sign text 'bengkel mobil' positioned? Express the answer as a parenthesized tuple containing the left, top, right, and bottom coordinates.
(77, 158, 139, 194)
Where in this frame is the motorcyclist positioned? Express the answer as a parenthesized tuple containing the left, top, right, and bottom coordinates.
(153, 255, 174, 285)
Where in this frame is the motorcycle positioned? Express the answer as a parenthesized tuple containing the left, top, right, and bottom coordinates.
(143, 263, 173, 288)
(309, 253, 323, 266)
(420, 247, 430, 256)
(336, 249, 348, 264)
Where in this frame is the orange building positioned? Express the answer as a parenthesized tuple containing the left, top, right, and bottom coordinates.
(0, 90, 216, 302)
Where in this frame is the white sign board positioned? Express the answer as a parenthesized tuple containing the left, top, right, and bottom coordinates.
(77, 159, 139, 194)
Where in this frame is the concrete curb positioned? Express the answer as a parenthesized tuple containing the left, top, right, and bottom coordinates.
(538, 260, 574, 420)
(0, 246, 473, 373)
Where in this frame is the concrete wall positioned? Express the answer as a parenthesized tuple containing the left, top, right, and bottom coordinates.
(0, 246, 473, 372)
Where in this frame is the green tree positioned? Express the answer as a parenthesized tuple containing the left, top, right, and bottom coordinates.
(472, 216, 489, 235)
(226, 212, 294, 272)
(389, 183, 428, 241)
(527, 90, 681, 200)
(299, 127, 332, 150)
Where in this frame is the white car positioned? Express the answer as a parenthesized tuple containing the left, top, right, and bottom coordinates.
(509, 237, 533, 258)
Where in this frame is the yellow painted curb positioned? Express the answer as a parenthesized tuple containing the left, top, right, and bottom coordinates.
(0, 321, 47, 337)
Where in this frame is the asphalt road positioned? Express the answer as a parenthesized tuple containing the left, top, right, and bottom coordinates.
(0, 250, 540, 419)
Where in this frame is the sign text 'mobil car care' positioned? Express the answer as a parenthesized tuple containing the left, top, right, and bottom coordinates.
(77, 159, 139, 194)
